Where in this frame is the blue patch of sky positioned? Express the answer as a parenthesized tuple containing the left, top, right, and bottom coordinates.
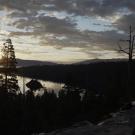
(75, 16, 116, 32)
(118, 7, 132, 16)
(37, 10, 116, 32)
(0, 10, 7, 16)
(43, 4, 55, 8)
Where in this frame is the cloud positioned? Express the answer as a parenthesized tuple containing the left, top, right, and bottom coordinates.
(11, 15, 77, 34)
(38, 29, 126, 52)
(8, 12, 127, 51)
(1, 0, 134, 18)
(114, 14, 135, 31)
(0, 0, 135, 61)
(40, 0, 134, 17)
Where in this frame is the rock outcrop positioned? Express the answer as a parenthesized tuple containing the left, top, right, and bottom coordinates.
(34, 105, 135, 135)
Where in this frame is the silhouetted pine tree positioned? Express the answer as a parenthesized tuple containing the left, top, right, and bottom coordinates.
(1, 39, 19, 93)
(2, 39, 19, 93)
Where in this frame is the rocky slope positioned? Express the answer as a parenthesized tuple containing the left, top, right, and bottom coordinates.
(34, 105, 135, 135)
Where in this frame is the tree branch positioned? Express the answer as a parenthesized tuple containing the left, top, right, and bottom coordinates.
(117, 41, 129, 54)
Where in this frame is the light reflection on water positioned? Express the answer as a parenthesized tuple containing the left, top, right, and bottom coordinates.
(17, 76, 65, 94)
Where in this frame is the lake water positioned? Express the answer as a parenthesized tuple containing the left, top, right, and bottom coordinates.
(17, 76, 65, 94)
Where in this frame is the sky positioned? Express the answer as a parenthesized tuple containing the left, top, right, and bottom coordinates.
(0, 0, 134, 63)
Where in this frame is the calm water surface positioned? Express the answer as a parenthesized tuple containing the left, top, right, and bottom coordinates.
(17, 76, 65, 94)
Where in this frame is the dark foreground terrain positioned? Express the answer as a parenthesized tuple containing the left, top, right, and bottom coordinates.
(35, 105, 135, 135)
(0, 59, 135, 134)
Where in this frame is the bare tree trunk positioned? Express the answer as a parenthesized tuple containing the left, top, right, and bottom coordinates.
(118, 25, 135, 101)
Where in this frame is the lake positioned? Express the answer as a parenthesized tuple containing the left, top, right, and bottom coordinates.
(17, 76, 65, 95)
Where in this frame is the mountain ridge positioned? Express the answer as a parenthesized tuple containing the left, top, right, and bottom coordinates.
(17, 59, 57, 67)
(17, 58, 130, 67)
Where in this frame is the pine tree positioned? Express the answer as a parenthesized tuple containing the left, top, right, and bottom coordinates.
(1, 39, 19, 93)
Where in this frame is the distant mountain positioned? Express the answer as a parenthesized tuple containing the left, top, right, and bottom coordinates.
(17, 59, 57, 67)
(73, 58, 128, 65)
(16, 58, 129, 67)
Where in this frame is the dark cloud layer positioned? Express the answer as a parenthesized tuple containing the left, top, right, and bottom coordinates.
(114, 14, 135, 31)
(1, 0, 135, 56)
(2, 0, 134, 17)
